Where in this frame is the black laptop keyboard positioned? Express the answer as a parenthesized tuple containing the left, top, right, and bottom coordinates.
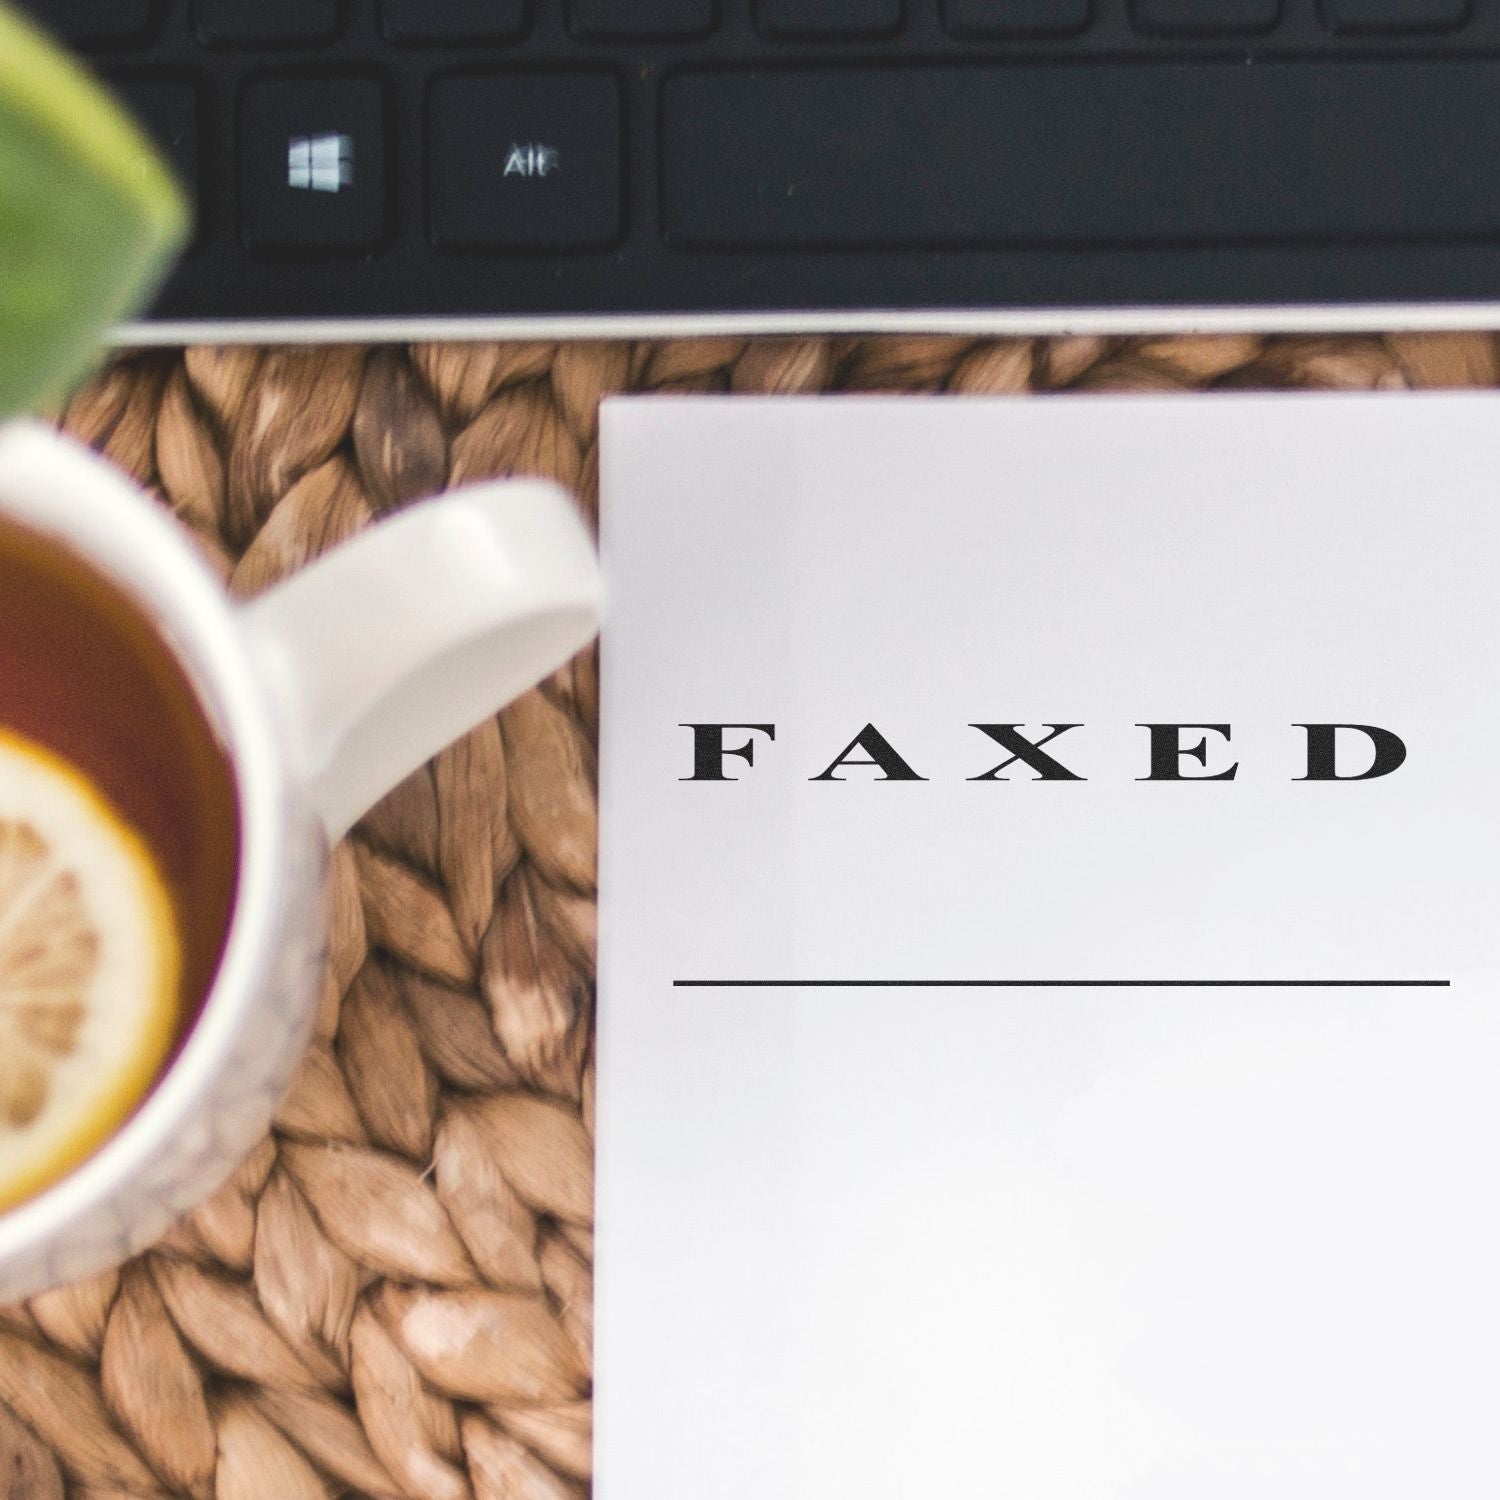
(18, 0, 1500, 328)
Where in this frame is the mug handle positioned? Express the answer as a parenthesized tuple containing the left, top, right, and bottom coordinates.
(239, 479, 602, 841)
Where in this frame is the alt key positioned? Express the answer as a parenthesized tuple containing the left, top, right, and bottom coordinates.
(427, 73, 621, 251)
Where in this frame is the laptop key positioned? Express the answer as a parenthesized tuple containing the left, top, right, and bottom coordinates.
(1133, 0, 1278, 34)
(662, 62, 1500, 249)
(567, 0, 716, 39)
(1321, 0, 1467, 30)
(942, 0, 1090, 37)
(107, 76, 199, 238)
(196, 0, 341, 47)
(428, 74, 621, 251)
(240, 78, 385, 252)
(381, 0, 529, 44)
(15, 0, 155, 47)
(758, 0, 903, 38)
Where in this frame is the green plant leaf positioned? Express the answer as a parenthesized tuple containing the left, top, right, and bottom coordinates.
(0, 4, 187, 418)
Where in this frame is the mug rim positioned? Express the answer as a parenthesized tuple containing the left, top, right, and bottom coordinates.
(0, 422, 295, 1265)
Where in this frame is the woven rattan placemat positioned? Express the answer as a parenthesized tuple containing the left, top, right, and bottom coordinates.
(0, 331, 1494, 1499)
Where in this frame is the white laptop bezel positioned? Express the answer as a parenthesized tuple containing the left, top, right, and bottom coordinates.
(116, 302, 1500, 346)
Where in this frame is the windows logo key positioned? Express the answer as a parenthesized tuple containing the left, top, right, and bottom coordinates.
(287, 133, 353, 193)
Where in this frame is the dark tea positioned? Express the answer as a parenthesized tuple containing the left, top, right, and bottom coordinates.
(0, 517, 239, 1206)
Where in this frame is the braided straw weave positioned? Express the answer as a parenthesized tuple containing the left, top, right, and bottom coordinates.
(1, 330, 1496, 1499)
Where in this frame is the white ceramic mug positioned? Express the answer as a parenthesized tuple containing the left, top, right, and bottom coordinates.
(0, 420, 603, 1300)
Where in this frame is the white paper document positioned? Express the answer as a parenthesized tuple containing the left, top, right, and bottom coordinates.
(597, 394, 1500, 1499)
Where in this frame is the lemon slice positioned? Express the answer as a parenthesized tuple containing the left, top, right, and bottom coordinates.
(0, 729, 180, 1212)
